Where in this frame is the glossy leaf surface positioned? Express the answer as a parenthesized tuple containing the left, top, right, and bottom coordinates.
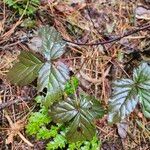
(36, 26, 69, 105)
(50, 95, 104, 142)
(37, 62, 69, 106)
(133, 63, 150, 118)
(37, 62, 69, 92)
(108, 79, 139, 124)
(108, 63, 150, 123)
(139, 89, 150, 118)
(7, 51, 43, 86)
(133, 63, 150, 89)
(38, 26, 66, 61)
(7, 26, 69, 108)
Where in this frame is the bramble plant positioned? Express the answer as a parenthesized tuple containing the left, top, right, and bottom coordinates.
(7, 26, 70, 107)
(26, 96, 101, 150)
(7, 26, 104, 143)
(7, 26, 150, 147)
(108, 63, 150, 123)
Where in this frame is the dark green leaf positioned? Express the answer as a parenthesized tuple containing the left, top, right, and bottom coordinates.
(38, 26, 66, 61)
(7, 51, 43, 86)
(36, 26, 69, 106)
(108, 63, 150, 123)
(50, 95, 104, 142)
(139, 89, 150, 118)
(133, 63, 150, 118)
(37, 62, 69, 92)
(42, 89, 63, 108)
(66, 112, 96, 142)
(108, 79, 139, 124)
(133, 63, 150, 89)
(37, 62, 69, 106)
(86, 95, 105, 119)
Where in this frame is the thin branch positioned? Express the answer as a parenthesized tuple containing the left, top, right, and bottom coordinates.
(64, 23, 150, 46)
(18, 132, 34, 147)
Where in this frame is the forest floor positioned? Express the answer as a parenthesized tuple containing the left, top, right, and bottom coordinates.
(0, 0, 150, 150)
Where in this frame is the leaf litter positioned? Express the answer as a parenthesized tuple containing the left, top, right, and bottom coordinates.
(0, 0, 150, 149)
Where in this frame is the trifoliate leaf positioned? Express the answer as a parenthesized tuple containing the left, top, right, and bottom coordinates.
(49, 95, 104, 142)
(7, 51, 43, 86)
(38, 26, 66, 61)
(108, 79, 139, 124)
(7, 26, 70, 109)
